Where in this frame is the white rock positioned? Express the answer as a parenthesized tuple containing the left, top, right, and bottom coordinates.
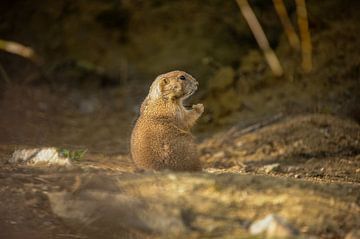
(261, 163, 280, 173)
(249, 214, 298, 238)
(9, 148, 71, 166)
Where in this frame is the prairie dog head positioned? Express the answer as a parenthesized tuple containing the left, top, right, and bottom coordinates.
(148, 70, 199, 102)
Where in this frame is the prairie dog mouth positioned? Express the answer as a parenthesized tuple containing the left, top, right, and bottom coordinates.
(184, 89, 196, 99)
(181, 88, 197, 109)
(182, 83, 198, 98)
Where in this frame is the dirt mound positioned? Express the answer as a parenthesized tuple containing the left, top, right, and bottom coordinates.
(201, 114, 360, 183)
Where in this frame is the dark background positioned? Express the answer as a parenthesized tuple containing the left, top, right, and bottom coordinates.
(0, 0, 359, 151)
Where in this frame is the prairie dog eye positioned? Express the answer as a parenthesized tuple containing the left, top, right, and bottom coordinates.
(179, 75, 186, 81)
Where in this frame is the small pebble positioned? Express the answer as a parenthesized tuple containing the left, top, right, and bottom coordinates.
(261, 163, 280, 173)
(249, 214, 298, 238)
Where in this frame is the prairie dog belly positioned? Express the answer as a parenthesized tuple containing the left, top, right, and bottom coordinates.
(131, 119, 200, 171)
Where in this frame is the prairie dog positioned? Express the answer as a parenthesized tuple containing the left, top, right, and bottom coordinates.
(130, 70, 203, 171)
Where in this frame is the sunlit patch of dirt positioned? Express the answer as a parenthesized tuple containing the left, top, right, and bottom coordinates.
(0, 167, 358, 239)
(200, 114, 360, 183)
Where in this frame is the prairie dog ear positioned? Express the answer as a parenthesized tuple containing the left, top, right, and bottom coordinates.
(159, 77, 169, 85)
(156, 77, 170, 95)
(158, 77, 169, 90)
(148, 76, 169, 100)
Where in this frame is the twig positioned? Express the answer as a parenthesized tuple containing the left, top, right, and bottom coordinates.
(273, 0, 300, 50)
(295, 0, 312, 73)
(227, 113, 284, 138)
(234, 113, 284, 137)
(236, 0, 284, 77)
(0, 39, 40, 63)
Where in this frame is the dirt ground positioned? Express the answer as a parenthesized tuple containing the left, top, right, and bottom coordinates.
(0, 91, 359, 239)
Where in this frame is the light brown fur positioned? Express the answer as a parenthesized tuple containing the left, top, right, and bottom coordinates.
(130, 70, 204, 171)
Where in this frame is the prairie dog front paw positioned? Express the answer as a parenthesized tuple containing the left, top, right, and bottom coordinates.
(192, 103, 204, 115)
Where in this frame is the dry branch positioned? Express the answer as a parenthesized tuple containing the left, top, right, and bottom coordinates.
(0, 39, 39, 63)
(273, 0, 300, 50)
(295, 0, 312, 72)
(236, 0, 284, 77)
(213, 113, 284, 147)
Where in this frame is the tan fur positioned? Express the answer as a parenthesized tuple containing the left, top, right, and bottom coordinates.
(131, 70, 204, 171)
